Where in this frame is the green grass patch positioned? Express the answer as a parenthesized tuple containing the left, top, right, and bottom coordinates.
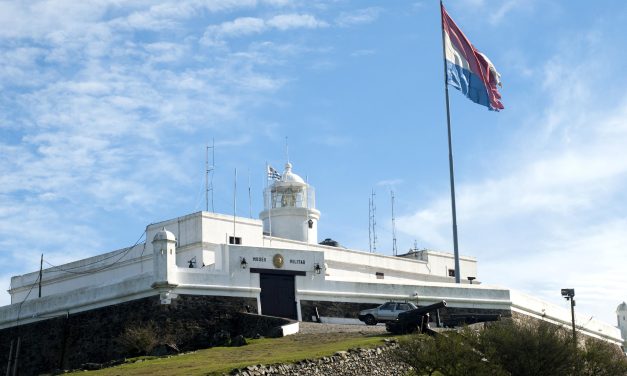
(74, 332, 399, 376)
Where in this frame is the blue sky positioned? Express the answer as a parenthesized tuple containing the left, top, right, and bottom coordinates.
(1, 0, 626, 325)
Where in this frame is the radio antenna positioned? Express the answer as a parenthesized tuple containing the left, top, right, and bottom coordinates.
(205, 139, 215, 212)
(391, 190, 397, 256)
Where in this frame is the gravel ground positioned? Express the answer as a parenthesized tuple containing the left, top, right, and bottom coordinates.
(297, 322, 387, 335)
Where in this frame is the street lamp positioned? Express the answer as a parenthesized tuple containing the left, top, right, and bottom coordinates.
(561, 288, 576, 341)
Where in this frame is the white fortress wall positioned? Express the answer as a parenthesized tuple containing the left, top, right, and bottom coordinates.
(296, 277, 511, 310)
(0, 273, 155, 330)
(510, 289, 622, 345)
(9, 243, 152, 304)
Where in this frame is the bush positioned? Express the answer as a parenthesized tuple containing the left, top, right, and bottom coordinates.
(476, 319, 576, 376)
(116, 322, 158, 356)
(578, 337, 627, 376)
(393, 329, 507, 376)
(393, 319, 627, 376)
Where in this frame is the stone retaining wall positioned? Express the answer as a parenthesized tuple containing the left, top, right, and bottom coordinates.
(228, 339, 410, 376)
(0, 294, 291, 376)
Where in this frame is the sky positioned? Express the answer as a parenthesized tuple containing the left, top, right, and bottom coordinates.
(0, 0, 626, 326)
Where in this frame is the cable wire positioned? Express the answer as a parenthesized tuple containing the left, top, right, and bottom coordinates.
(42, 229, 146, 275)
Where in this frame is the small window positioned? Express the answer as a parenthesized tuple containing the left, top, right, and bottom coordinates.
(376, 272, 384, 279)
(448, 269, 455, 277)
(229, 236, 242, 245)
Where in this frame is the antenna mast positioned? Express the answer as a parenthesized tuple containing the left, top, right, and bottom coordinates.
(370, 189, 377, 253)
(248, 169, 252, 218)
(368, 195, 372, 253)
(206, 139, 215, 212)
(391, 191, 397, 256)
(233, 168, 237, 237)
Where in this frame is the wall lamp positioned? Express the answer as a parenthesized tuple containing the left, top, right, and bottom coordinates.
(313, 263, 322, 274)
(240, 257, 248, 269)
(467, 276, 476, 284)
(188, 257, 197, 268)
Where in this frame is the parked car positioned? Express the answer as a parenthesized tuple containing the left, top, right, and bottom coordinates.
(358, 301, 418, 325)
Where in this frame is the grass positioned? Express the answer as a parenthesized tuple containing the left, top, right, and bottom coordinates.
(74, 332, 399, 376)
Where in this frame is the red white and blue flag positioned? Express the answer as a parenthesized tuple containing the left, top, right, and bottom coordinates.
(441, 3, 504, 111)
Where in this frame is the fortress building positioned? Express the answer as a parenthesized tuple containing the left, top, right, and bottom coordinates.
(0, 162, 623, 371)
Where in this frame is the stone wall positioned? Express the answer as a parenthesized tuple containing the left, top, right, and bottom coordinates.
(0, 294, 291, 376)
(229, 339, 410, 376)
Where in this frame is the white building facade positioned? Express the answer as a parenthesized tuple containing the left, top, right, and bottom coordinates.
(1, 163, 623, 347)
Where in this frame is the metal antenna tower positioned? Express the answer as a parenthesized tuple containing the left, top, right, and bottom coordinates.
(370, 189, 377, 253)
(391, 191, 397, 256)
(206, 139, 215, 212)
(368, 196, 372, 253)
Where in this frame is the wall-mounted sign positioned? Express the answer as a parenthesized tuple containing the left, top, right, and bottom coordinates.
(273, 254, 284, 268)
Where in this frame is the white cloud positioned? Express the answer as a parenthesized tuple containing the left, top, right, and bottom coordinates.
(377, 179, 403, 187)
(336, 7, 382, 27)
(267, 13, 328, 30)
(202, 13, 327, 45)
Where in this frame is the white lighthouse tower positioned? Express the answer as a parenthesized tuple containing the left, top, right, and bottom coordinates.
(260, 162, 320, 244)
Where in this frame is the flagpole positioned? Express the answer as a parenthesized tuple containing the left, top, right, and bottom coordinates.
(440, 0, 461, 284)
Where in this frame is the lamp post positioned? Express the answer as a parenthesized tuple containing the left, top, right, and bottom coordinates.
(561, 288, 576, 342)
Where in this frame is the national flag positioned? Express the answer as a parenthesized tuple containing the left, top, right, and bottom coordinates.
(441, 3, 504, 111)
(267, 165, 281, 180)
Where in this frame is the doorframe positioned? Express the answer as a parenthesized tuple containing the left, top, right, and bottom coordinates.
(252, 268, 304, 320)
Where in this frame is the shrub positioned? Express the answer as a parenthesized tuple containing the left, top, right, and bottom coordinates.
(577, 337, 627, 376)
(116, 322, 158, 356)
(393, 329, 507, 376)
(393, 319, 627, 376)
(476, 319, 576, 376)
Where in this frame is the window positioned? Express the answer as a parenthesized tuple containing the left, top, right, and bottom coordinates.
(380, 302, 394, 310)
(448, 269, 456, 277)
(229, 236, 242, 245)
(376, 272, 384, 279)
(397, 303, 411, 311)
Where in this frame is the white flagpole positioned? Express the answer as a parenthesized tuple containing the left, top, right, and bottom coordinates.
(440, 0, 461, 283)
(233, 168, 237, 240)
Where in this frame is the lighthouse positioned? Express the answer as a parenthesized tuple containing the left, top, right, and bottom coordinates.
(259, 162, 320, 244)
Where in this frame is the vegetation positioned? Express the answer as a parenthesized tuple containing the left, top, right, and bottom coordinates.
(393, 319, 627, 376)
(75, 332, 394, 376)
(116, 322, 159, 356)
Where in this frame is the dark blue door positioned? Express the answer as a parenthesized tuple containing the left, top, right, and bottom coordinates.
(260, 273, 297, 319)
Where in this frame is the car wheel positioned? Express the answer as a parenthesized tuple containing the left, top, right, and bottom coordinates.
(364, 315, 377, 326)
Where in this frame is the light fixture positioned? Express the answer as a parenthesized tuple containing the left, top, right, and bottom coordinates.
(188, 257, 197, 268)
(561, 288, 576, 341)
(467, 276, 476, 284)
(314, 263, 322, 274)
(240, 257, 248, 269)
